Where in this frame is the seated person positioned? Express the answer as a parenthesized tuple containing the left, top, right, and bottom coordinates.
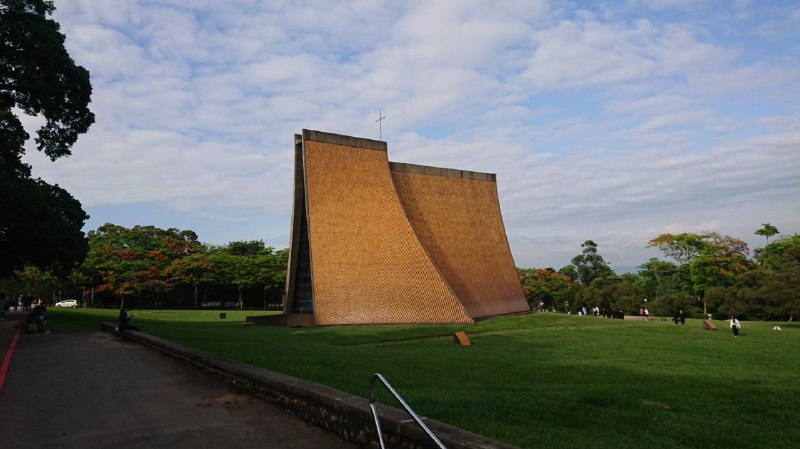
(117, 305, 140, 332)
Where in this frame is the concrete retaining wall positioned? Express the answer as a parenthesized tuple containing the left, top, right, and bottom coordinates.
(100, 322, 519, 449)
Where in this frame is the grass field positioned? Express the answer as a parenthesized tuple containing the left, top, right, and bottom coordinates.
(46, 309, 800, 449)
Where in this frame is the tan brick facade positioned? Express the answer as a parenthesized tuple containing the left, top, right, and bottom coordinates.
(392, 166, 529, 318)
(282, 130, 527, 325)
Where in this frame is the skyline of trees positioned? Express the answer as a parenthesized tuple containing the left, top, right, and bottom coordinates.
(2, 222, 796, 322)
(1, 223, 288, 310)
(520, 230, 798, 321)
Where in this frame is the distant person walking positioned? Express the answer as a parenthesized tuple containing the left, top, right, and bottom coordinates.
(117, 305, 140, 332)
(673, 309, 685, 325)
(730, 316, 741, 337)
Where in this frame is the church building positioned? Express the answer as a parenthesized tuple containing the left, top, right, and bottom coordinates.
(263, 129, 529, 326)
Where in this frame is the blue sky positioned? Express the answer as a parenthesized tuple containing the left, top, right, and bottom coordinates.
(21, 0, 800, 270)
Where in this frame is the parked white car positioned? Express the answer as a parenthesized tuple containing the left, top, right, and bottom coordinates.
(55, 299, 78, 308)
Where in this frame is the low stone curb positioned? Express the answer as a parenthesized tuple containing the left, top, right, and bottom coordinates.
(99, 322, 519, 449)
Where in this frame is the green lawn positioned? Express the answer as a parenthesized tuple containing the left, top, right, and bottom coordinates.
(46, 309, 800, 449)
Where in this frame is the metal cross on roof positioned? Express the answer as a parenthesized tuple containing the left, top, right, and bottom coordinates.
(376, 110, 386, 141)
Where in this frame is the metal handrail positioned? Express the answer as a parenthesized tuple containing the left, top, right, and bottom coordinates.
(369, 373, 447, 449)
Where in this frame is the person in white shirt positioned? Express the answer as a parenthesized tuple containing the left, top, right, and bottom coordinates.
(730, 316, 741, 337)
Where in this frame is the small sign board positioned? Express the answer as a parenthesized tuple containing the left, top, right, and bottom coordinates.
(453, 331, 471, 346)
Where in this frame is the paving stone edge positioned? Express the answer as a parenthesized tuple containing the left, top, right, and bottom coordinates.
(99, 322, 519, 449)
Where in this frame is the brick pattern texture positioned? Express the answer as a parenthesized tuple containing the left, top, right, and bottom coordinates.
(303, 140, 473, 325)
(392, 170, 530, 318)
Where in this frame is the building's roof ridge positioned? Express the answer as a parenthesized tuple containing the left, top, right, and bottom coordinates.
(389, 161, 496, 182)
(302, 129, 386, 152)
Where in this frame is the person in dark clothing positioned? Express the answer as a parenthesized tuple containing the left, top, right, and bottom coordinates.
(117, 305, 140, 332)
(25, 299, 50, 333)
(673, 308, 686, 325)
(23, 295, 33, 311)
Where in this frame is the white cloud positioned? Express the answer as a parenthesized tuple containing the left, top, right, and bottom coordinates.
(19, 0, 794, 267)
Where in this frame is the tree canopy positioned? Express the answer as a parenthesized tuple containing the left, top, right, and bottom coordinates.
(689, 233, 751, 313)
(0, 0, 94, 159)
(567, 240, 614, 285)
(516, 228, 796, 321)
(754, 223, 779, 243)
(517, 267, 572, 310)
(63, 224, 289, 309)
(0, 0, 94, 275)
(81, 224, 206, 301)
(754, 234, 800, 271)
(647, 233, 706, 265)
(0, 176, 88, 275)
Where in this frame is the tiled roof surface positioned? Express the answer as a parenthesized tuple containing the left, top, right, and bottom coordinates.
(392, 169, 530, 318)
(303, 139, 473, 325)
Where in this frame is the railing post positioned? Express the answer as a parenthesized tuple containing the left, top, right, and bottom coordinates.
(369, 373, 447, 449)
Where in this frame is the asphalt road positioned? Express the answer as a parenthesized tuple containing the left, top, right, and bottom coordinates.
(0, 311, 354, 449)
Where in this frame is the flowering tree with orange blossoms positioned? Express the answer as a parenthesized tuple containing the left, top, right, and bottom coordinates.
(81, 224, 204, 307)
(517, 267, 573, 310)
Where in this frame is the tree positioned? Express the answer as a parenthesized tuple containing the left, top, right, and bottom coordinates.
(260, 248, 288, 309)
(648, 232, 751, 315)
(754, 223, 779, 244)
(648, 293, 695, 318)
(568, 240, 614, 285)
(229, 253, 261, 310)
(755, 234, 800, 271)
(689, 233, 751, 315)
(647, 233, 706, 265)
(0, 0, 94, 275)
(81, 224, 204, 306)
(636, 258, 692, 300)
(225, 243, 283, 310)
(742, 236, 800, 321)
(517, 267, 572, 310)
(167, 252, 212, 309)
(768, 245, 800, 321)
(0, 177, 88, 275)
(557, 265, 577, 283)
(604, 276, 638, 314)
(9, 264, 59, 304)
(575, 285, 604, 310)
(226, 240, 267, 256)
(1, 0, 94, 159)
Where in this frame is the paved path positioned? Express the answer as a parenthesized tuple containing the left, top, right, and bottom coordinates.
(0, 311, 353, 449)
